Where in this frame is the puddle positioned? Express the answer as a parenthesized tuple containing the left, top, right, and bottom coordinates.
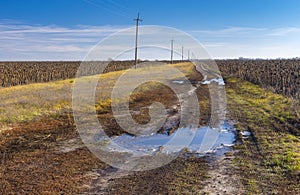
(81, 76, 231, 169)
(172, 80, 185, 84)
(201, 78, 225, 86)
(240, 131, 251, 139)
(241, 131, 251, 136)
(97, 121, 236, 157)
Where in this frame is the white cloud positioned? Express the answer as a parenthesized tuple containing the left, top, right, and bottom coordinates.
(0, 21, 300, 60)
(0, 21, 130, 60)
(191, 27, 267, 37)
(190, 27, 300, 59)
(267, 27, 300, 36)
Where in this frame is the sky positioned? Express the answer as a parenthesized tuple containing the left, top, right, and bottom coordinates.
(1, 0, 300, 60)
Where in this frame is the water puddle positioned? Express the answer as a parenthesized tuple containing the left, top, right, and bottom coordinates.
(95, 78, 233, 158)
(172, 78, 225, 86)
(100, 121, 236, 157)
(172, 80, 185, 84)
(201, 78, 225, 86)
(240, 131, 251, 139)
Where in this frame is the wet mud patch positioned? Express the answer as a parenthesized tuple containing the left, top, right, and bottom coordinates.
(85, 157, 208, 194)
(202, 150, 244, 195)
(0, 116, 109, 194)
(56, 137, 84, 153)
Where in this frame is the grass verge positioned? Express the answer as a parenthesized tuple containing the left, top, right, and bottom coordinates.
(225, 76, 300, 194)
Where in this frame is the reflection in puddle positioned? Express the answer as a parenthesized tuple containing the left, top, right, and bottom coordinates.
(201, 78, 225, 86)
(172, 80, 185, 84)
(98, 121, 236, 157)
(241, 131, 251, 139)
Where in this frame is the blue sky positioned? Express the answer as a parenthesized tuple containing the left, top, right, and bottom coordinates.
(1, 0, 300, 60)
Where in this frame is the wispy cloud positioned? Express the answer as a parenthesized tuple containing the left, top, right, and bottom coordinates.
(267, 27, 300, 36)
(0, 21, 300, 60)
(190, 27, 300, 59)
(0, 20, 128, 60)
(190, 27, 268, 37)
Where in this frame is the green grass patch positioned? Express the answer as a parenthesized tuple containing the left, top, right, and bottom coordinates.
(225, 76, 300, 194)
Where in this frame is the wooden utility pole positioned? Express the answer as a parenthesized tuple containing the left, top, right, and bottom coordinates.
(191, 51, 195, 60)
(134, 13, 142, 68)
(181, 46, 184, 61)
(171, 38, 174, 64)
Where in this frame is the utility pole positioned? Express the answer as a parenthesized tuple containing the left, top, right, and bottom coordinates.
(181, 46, 184, 61)
(134, 13, 142, 68)
(188, 50, 190, 61)
(171, 38, 174, 64)
(191, 52, 195, 61)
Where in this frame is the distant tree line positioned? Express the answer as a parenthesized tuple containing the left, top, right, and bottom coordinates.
(218, 59, 300, 100)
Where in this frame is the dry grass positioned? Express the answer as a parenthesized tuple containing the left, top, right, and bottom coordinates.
(3, 62, 298, 194)
(0, 62, 207, 194)
(0, 62, 194, 126)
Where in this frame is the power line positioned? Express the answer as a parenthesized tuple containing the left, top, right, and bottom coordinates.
(82, 0, 130, 18)
(109, 0, 131, 13)
(99, 0, 131, 17)
(134, 13, 142, 68)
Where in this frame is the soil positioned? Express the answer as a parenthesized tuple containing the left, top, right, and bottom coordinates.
(1, 64, 299, 194)
(201, 151, 244, 195)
